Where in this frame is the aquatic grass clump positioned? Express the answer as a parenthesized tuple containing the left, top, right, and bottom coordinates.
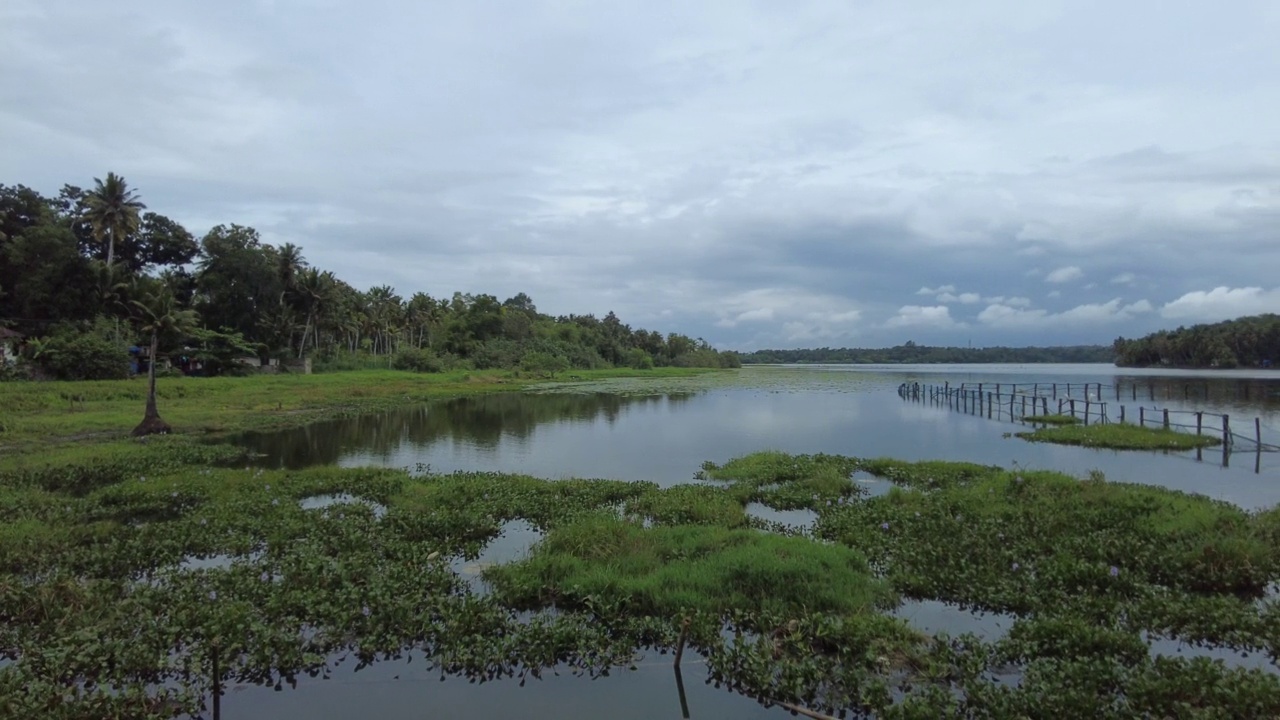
(486, 515, 895, 618)
(858, 458, 1001, 491)
(701, 451, 865, 509)
(1022, 413, 1081, 425)
(623, 484, 746, 527)
(1016, 422, 1223, 450)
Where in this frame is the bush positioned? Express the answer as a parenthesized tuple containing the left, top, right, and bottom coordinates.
(521, 351, 570, 378)
(28, 324, 130, 381)
(391, 348, 444, 373)
(624, 347, 655, 370)
(472, 339, 522, 370)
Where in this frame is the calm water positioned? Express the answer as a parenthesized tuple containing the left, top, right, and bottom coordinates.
(242, 364, 1280, 508)
(226, 364, 1280, 718)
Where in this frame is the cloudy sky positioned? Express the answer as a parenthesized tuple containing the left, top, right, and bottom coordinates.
(3, 1, 1278, 349)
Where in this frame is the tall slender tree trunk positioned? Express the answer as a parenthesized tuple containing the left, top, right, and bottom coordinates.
(144, 332, 159, 419)
(132, 330, 172, 436)
(106, 228, 115, 268)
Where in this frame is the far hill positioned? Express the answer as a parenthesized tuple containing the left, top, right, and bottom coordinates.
(738, 343, 1114, 365)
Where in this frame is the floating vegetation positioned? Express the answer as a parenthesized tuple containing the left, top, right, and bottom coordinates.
(1, 445, 1278, 717)
(1016, 422, 1225, 450)
(1022, 413, 1082, 425)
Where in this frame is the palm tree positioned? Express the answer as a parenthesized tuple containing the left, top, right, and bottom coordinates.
(295, 268, 335, 357)
(130, 289, 198, 436)
(81, 172, 146, 268)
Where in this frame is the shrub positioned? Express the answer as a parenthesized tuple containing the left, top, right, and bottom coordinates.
(28, 327, 130, 381)
(521, 351, 570, 378)
(390, 348, 444, 373)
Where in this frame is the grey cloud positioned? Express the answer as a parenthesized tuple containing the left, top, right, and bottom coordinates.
(2, 0, 1279, 350)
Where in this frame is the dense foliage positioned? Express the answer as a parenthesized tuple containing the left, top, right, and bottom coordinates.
(1113, 314, 1280, 369)
(739, 342, 1114, 365)
(0, 178, 738, 379)
(2, 444, 1276, 717)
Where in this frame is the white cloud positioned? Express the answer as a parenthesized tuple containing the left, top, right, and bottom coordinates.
(934, 290, 981, 304)
(885, 305, 957, 328)
(1160, 286, 1280, 322)
(1110, 272, 1136, 285)
(1045, 266, 1084, 283)
(978, 298, 1151, 328)
(917, 285, 956, 296)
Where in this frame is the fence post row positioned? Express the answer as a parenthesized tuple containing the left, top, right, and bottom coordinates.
(897, 383, 1264, 457)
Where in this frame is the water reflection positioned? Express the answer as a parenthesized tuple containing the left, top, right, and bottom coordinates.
(240, 393, 696, 470)
(238, 366, 1280, 508)
(217, 650, 785, 720)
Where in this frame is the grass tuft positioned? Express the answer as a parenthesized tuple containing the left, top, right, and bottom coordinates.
(1015, 422, 1223, 450)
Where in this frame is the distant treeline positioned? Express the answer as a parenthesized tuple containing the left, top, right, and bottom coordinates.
(1113, 314, 1280, 369)
(738, 343, 1115, 365)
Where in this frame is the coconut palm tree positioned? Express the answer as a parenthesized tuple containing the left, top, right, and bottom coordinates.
(130, 289, 198, 436)
(295, 267, 335, 357)
(81, 172, 146, 268)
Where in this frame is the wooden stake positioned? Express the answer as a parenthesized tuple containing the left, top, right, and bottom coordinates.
(673, 617, 690, 669)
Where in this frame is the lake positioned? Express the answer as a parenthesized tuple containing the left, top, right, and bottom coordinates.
(220, 364, 1280, 718)
(242, 364, 1280, 508)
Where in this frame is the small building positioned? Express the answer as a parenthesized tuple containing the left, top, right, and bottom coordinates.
(0, 327, 22, 365)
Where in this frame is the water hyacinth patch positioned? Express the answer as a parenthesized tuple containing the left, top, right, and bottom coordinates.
(0, 446, 1276, 717)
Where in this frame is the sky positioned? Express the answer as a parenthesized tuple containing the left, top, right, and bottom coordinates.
(2, 1, 1278, 350)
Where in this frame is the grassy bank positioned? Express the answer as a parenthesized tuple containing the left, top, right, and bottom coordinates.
(1, 447, 1277, 717)
(0, 367, 714, 454)
(1016, 421, 1224, 450)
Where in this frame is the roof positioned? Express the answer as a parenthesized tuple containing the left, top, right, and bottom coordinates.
(0, 327, 23, 340)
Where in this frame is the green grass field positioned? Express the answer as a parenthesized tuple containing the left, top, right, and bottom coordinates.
(0, 367, 713, 454)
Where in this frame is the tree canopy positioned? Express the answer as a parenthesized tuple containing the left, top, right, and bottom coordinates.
(1113, 314, 1280, 369)
(0, 176, 740, 379)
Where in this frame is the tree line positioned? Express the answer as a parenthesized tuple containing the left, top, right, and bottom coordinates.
(0, 174, 740, 383)
(738, 342, 1114, 365)
(1113, 314, 1280, 369)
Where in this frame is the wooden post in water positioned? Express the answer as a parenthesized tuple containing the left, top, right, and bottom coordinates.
(1162, 409, 1169, 430)
(1052, 383, 1057, 399)
(1139, 407, 1145, 426)
(1083, 400, 1090, 425)
(1021, 395, 1027, 418)
(987, 392, 993, 418)
(1009, 392, 1015, 420)
(1069, 399, 1076, 420)
(1257, 417, 1263, 449)
(1131, 384, 1136, 400)
(1223, 415, 1231, 447)
(1196, 412, 1202, 436)
(1119, 405, 1125, 423)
